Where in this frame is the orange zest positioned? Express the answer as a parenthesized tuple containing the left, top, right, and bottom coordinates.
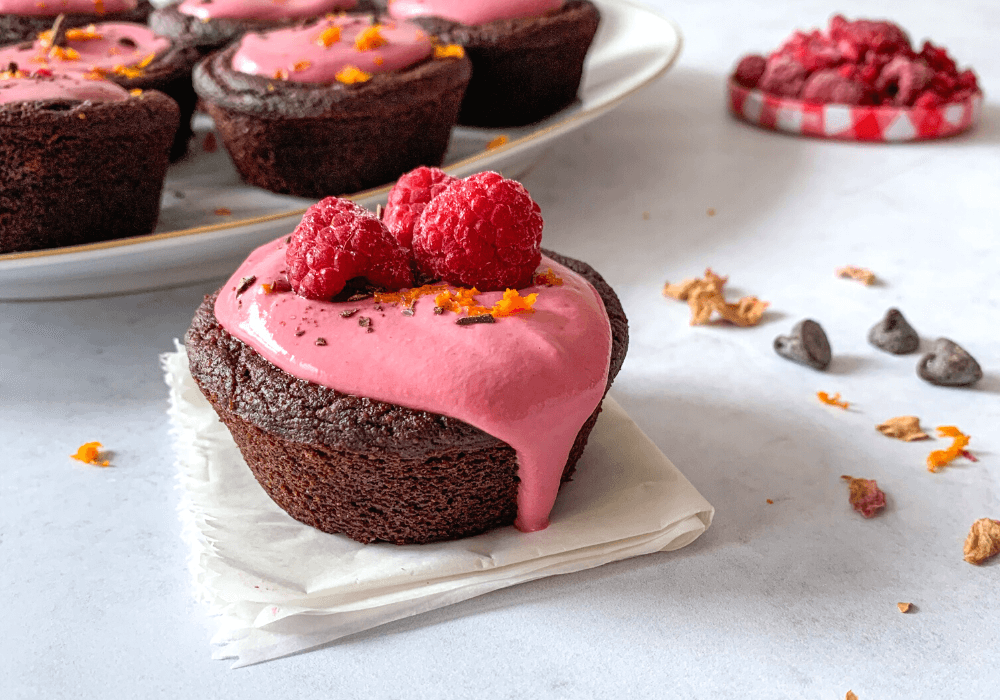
(335, 65, 371, 84)
(315, 25, 342, 47)
(354, 25, 387, 51)
(435, 287, 490, 317)
(533, 268, 563, 287)
(292, 60, 311, 72)
(129, 88, 142, 96)
(71, 442, 109, 467)
(373, 283, 448, 310)
(491, 288, 537, 317)
(433, 43, 465, 59)
(927, 426, 971, 473)
(486, 135, 508, 150)
(817, 391, 849, 409)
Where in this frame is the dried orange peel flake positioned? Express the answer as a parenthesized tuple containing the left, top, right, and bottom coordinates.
(836, 266, 877, 285)
(336, 65, 371, 84)
(486, 135, 508, 150)
(374, 284, 448, 309)
(316, 26, 341, 47)
(877, 416, 929, 441)
(662, 268, 768, 326)
(354, 26, 387, 51)
(491, 288, 537, 317)
(927, 426, 971, 472)
(71, 442, 109, 467)
(533, 268, 563, 287)
(817, 391, 849, 409)
(434, 43, 465, 59)
(963, 518, 1000, 565)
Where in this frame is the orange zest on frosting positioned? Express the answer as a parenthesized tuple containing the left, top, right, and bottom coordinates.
(434, 43, 465, 59)
(817, 391, 849, 409)
(491, 289, 538, 317)
(335, 65, 371, 83)
(292, 60, 312, 72)
(435, 287, 490, 317)
(374, 283, 448, 309)
(315, 26, 342, 47)
(533, 268, 563, 287)
(71, 441, 110, 467)
(354, 25, 387, 51)
(273, 68, 289, 80)
(129, 88, 142, 96)
(927, 426, 971, 473)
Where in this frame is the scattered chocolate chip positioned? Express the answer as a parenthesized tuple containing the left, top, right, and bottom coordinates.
(235, 275, 256, 296)
(49, 14, 67, 48)
(433, 306, 445, 315)
(358, 316, 372, 328)
(366, 327, 374, 333)
(868, 308, 919, 354)
(457, 315, 496, 326)
(917, 338, 982, 387)
(7, 61, 19, 72)
(173, 190, 185, 199)
(269, 278, 292, 293)
(118, 36, 137, 48)
(340, 308, 359, 318)
(774, 319, 831, 370)
(294, 330, 305, 337)
(315, 337, 327, 346)
(285, 236, 291, 244)
(348, 293, 372, 302)
(401, 307, 415, 317)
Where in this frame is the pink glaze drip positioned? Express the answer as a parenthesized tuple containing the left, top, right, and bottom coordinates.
(0, 0, 136, 17)
(0, 23, 170, 74)
(214, 238, 612, 534)
(0, 71, 129, 103)
(231, 15, 432, 83)
(387, 0, 563, 25)
(177, 0, 357, 22)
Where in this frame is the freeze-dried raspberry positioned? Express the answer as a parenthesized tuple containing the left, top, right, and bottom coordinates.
(412, 172, 543, 292)
(876, 55, 933, 105)
(829, 15, 912, 57)
(383, 166, 457, 251)
(777, 29, 843, 72)
(801, 69, 865, 104)
(914, 90, 944, 108)
(759, 54, 808, 97)
(919, 41, 957, 76)
(286, 197, 413, 300)
(733, 54, 766, 88)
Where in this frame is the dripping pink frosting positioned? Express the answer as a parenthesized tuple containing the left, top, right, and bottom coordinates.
(177, 0, 357, 22)
(0, 0, 136, 17)
(387, 0, 564, 25)
(0, 71, 129, 103)
(231, 15, 432, 82)
(0, 23, 170, 75)
(214, 237, 612, 534)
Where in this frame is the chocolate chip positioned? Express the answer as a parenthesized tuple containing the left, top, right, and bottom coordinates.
(340, 308, 358, 318)
(7, 61, 19, 72)
(373, 304, 383, 312)
(917, 338, 982, 387)
(118, 36, 137, 48)
(774, 319, 831, 370)
(358, 316, 372, 328)
(235, 275, 256, 296)
(457, 315, 496, 326)
(868, 308, 919, 354)
(269, 278, 292, 293)
(294, 330, 305, 337)
(433, 306, 444, 315)
(347, 293, 372, 302)
(315, 337, 327, 346)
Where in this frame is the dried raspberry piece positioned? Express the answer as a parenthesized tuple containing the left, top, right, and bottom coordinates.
(759, 54, 808, 97)
(777, 29, 843, 73)
(733, 54, 766, 89)
(801, 69, 865, 104)
(383, 166, 458, 251)
(876, 55, 933, 106)
(286, 197, 413, 300)
(829, 15, 912, 58)
(913, 90, 944, 108)
(919, 41, 957, 76)
(413, 172, 543, 292)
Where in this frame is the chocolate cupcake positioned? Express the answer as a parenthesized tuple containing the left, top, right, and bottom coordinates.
(0, 22, 200, 159)
(0, 0, 151, 45)
(388, 0, 600, 127)
(0, 70, 178, 253)
(149, 0, 378, 55)
(193, 15, 471, 197)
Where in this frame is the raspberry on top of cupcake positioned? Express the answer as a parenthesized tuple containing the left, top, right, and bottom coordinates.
(175, 0, 357, 22)
(387, 0, 563, 25)
(732, 15, 980, 107)
(231, 14, 440, 83)
(212, 169, 615, 535)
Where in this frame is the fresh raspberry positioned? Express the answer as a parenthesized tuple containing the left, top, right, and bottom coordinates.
(733, 54, 766, 88)
(759, 54, 808, 97)
(286, 197, 413, 300)
(876, 55, 933, 105)
(382, 166, 457, 251)
(800, 69, 865, 105)
(412, 172, 543, 292)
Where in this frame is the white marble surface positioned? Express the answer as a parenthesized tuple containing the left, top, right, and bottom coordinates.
(3, 1, 998, 697)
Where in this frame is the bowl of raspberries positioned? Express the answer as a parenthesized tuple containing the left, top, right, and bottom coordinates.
(729, 15, 982, 141)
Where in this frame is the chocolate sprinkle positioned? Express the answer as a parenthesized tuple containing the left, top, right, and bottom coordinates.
(433, 306, 445, 315)
(235, 275, 256, 296)
(358, 316, 372, 328)
(348, 293, 372, 302)
(457, 315, 496, 326)
(340, 308, 359, 318)
(118, 36, 138, 48)
(295, 330, 305, 337)
(49, 14, 68, 49)
(315, 337, 327, 346)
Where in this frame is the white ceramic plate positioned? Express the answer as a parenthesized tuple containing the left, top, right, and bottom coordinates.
(0, 0, 681, 300)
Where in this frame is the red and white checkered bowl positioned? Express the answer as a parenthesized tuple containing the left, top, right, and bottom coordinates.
(728, 79, 982, 142)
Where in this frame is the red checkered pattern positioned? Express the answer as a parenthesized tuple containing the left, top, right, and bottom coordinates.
(729, 80, 982, 142)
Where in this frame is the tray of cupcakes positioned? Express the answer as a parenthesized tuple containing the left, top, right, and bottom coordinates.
(0, 0, 681, 300)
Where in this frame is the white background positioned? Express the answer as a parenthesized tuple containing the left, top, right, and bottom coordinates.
(2, 1, 998, 697)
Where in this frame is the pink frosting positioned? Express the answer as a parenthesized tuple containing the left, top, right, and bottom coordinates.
(231, 16, 432, 83)
(0, 23, 170, 74)
(387, 0, 563, 25)
(0, 0, 137, 17)
(177, 0, 358, 22)
(214, 237, 613, 534)
(0, 71, 130, 103)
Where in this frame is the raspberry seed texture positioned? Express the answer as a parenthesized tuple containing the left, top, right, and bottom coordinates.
(383, 166, 458, 251)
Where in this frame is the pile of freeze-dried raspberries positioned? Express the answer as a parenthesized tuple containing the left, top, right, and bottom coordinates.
(732, 15, 980, 107)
